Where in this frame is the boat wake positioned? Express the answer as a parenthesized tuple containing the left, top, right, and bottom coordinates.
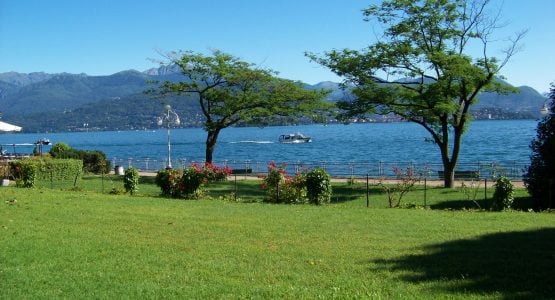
(229, 140, 274, 144)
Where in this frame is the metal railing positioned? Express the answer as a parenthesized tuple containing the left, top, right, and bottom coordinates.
(111, 157, 529, 180)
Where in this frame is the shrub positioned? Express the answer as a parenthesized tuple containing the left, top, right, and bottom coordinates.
(202, 162, 231, 182)
(81, 151, 111, 174)
(260, 163, 336, 205)
(181, 165, 207, 198)
(9, 158, 83, 188)
(280, 173, 308, 204)
(49, 142, 72, 157)
(155, 168, 183, 197)
(123, 167, 140, 195)
(459, 180, 482, 209)
(379, 166, 419, 208)
(524, 83, 555, 209)
(305, 168, 332, 205)
(49, 142, 110, 174)
(261, 161, 286, 203)
(9, 160, 36, 188)
(491, 176, 514, 211)
(155, 163, 229, 199)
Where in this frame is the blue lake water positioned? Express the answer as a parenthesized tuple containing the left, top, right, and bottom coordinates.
(1, 120, 537, 174)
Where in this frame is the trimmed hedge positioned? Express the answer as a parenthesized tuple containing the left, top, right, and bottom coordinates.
(49, 142, 111, 174)
(10, 158, 83, 188)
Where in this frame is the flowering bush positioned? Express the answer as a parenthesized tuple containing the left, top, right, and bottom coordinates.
(155, 163, 230, 199)
(155, 168, 183, 197)
(281, 173, 308, 204)
(202, 162, 232, 182)
(181, 165, 207, 198)
(261, 161, 286, 203)
(260, 161, 311, 204)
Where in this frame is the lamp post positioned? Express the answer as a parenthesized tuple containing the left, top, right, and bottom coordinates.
(157, 105, 180, 169)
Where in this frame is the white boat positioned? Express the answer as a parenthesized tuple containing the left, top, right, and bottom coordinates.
(278, 132, 312, 143)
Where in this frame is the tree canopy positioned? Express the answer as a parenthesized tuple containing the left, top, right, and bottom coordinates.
(308, 0, 525, 187)
(525, 83, 555, 209)
(154, 50, 329, 163)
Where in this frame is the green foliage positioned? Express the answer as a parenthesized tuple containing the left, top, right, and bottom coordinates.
(9, 158, 83, 188)
(49, 142, 110, 174)
(524, 83, 555, 209)
(279, 173, 308, 204)
(81, 151, 111, 174)
(180, 165, 206, 199)
(155, 168, 182, 197)
(154, 163, 229, 199)
(9, 160, 36, 187)
(49, 142, 71, 156)
(261, 162, 333, 205)
(152, 49, 329, 162)
(123, 167, 140, 195)
(307, 0, 522, 188)
(305, 168, 332, 205)
(261, 161, 286, 203)
(202, 163, 231, 182)
(491, 176, 515, 211)
(261, 161, 307, 204)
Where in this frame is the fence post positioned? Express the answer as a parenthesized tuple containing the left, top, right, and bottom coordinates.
(366, 174, 369, 208)
(234, 173, 237, 201)
(245, 160, 249, 180)
(484, 178, 488, 201)
(424, 177, 427, 207)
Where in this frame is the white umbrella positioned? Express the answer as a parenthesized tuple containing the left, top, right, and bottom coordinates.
(0, 120, 22, 132)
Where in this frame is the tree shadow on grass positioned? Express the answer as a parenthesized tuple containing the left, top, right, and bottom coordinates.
(430, 196, 536, 211)
(429, 199, 491, 210)
(331, 184, 382, 203)
(370, 228, 555, 299)
(208, 180, 266, 201)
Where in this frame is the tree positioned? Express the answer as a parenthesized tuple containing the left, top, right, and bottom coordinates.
(153, 50, 328, 163)
(524, 83, 555, 209)
(307, 0, 525, 187)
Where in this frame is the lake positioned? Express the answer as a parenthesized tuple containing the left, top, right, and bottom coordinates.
(0, 120, 538, 177)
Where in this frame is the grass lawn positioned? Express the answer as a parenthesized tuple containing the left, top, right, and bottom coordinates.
(1, 177, 554, 299)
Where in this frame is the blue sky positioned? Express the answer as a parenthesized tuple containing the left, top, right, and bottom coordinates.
(1, 0, 553, 93)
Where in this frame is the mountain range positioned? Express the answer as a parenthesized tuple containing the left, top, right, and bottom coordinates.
(0, 68, 547, 133)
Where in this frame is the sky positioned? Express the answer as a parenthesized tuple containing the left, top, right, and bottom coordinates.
(1, 0, 554, 93)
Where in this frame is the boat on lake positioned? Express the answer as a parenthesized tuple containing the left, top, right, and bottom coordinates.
(278, 132, 312, 144)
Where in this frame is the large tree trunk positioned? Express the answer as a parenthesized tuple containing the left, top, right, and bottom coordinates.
(439, 119, 464, 188)
(205, 128, 221, 164)
(443, 163, 456, 188)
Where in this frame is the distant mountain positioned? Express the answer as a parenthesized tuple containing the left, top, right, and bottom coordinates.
(0, 71, 54, 87)
(0, 67, 547, 132)
(477, 86, 547, 112)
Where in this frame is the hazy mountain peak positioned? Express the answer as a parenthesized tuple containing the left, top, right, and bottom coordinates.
(0, 71, 54, 86)
(143, 64, 181, 76)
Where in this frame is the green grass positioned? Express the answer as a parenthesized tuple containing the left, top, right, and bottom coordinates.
(1, 178, 553, 299)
